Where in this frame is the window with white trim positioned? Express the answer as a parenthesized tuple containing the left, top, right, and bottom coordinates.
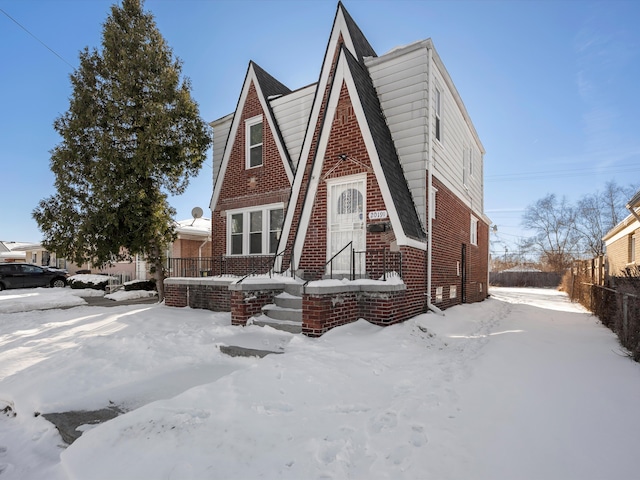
(435, 88, 442, 142)
(470, 216, 478, 246)
(227, 204, 284, 255)
(469, 147, 474, 177)
(630, 233, 636, 263)
(246, 116, 263, 168)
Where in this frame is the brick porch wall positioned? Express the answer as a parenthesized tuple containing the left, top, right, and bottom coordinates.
(302, 283, 408, 337)
(164, 278, 233, 311)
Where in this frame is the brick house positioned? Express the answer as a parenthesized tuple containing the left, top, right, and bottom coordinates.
(603, 190, 640, 276)
(167, 2, 490, 335)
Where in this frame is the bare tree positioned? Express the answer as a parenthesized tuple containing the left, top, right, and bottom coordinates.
(574, 181, 639, 257)
(522, 194, 581, 272)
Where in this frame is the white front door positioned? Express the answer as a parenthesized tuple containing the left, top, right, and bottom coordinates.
(328, 176, 366, 274)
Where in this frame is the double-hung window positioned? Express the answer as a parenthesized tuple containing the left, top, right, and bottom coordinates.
(435, 88, 442, 142)
(227, 204, 284, 255)
(246, 115, 263, 168)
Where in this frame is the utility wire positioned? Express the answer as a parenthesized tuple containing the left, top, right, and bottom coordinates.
(486, 163, 640, 182)
(1, 7, 75, 69)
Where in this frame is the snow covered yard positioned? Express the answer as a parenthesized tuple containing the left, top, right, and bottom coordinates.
(0, 286, 639, 479)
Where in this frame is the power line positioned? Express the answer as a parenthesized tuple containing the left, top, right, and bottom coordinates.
(486, 163, 640, 182)
(0, 7, 74, 69)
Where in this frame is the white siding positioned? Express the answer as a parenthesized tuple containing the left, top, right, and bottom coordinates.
(367, 46, 429, 228)
(211, 113, 233, 193)
(367, 40, 485, 222)
(270, 84, 315, 169)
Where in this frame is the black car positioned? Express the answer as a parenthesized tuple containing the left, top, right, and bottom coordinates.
(0, 263, 68, 291)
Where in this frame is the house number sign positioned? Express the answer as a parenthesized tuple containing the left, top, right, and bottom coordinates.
(368, 210, 388, 220)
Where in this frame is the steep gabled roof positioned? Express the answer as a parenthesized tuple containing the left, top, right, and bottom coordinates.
(210, 62, 294, 212)
(251, 61, 291, 99)
(343, 47, 425, 240)
(251, 61, 294, 172)
(338, 1, 376, 63)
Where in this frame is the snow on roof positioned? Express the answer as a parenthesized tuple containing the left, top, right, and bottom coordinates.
(175, 217, 211, 236)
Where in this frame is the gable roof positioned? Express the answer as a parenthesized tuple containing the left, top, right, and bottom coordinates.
(210, 62, 295, 212)
(337, 1, 377, 63)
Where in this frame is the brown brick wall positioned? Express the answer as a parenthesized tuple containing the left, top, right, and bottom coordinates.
(212, 82, 292, 258)
(230, 289, 280, 326)
(429, 176, 489, 307)
(298, 83, 397, 280)
(164, 282, 231, 311)
(173, 239, 210, 258)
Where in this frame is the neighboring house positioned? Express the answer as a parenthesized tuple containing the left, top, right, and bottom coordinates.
(603, 190, 640, 276)
(170, 217, 211, 259)
(0, 242, 28, 263)
(210, 2, 489, 315)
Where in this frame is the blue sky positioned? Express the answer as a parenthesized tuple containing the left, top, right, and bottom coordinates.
(1, 0, 639, 260)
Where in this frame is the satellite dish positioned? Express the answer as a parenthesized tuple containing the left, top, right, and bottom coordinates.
(190, 207, 203, 225)
(191, 207, 203, 219)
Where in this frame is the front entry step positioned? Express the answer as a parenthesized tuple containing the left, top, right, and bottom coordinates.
(257, 286, 304, 333)
(252, 315, 302, 334)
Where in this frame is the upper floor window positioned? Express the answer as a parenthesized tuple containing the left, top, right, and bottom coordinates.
(246, 116, 263, 168)
(469, 148, 474, 177)
(470, 216, 478, 246)
(630, 233, 637, 263)
(435, 88, 442, 143)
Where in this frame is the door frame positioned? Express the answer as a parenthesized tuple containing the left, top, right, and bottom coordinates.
(326, 173, 367, 274)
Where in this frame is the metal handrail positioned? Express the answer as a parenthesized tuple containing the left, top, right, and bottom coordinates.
(328, 241, 353, 280)
(237, 250, 286, 284)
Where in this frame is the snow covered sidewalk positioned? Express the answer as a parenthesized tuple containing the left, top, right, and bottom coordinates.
(0, 287, 639, 479)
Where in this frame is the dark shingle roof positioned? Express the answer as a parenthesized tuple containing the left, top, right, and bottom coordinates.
(342, 46, 425, 240)
(250, 61, 294, 171)
(251, 61, 292, 98)
(339, 2, 377, 63)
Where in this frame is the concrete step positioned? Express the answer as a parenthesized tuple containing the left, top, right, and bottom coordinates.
(252, 315, 302, 334)
(262, 303, 302, 322)
(283, 282, 304, 296)
(274, 292, 303, 309)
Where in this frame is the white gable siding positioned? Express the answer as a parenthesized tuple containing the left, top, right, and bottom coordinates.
(367, 46, 429, 228)
(211, 113, 233, 193)
(270, 84, 315, 169)
(367, 40, 485, 222)
(431, 60, 484, 215)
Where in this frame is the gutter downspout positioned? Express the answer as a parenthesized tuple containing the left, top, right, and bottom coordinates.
(426, 44, 443, 316)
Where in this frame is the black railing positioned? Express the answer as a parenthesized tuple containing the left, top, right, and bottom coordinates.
(355, 248, 402, 281)
(166, 255, 273, 278)
(321, 244, 402, 281)
(237, 250, 286, 284)
(324, 242, 354, 280)
(167, 248, 402, 282)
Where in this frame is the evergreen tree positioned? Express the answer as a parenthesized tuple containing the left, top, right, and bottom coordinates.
(33, 0, 211, 300)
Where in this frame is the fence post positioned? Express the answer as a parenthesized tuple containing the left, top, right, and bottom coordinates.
(622, 294, 629, 345)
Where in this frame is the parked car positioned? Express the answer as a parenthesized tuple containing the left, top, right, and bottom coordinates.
(0, 263, 68, 291)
